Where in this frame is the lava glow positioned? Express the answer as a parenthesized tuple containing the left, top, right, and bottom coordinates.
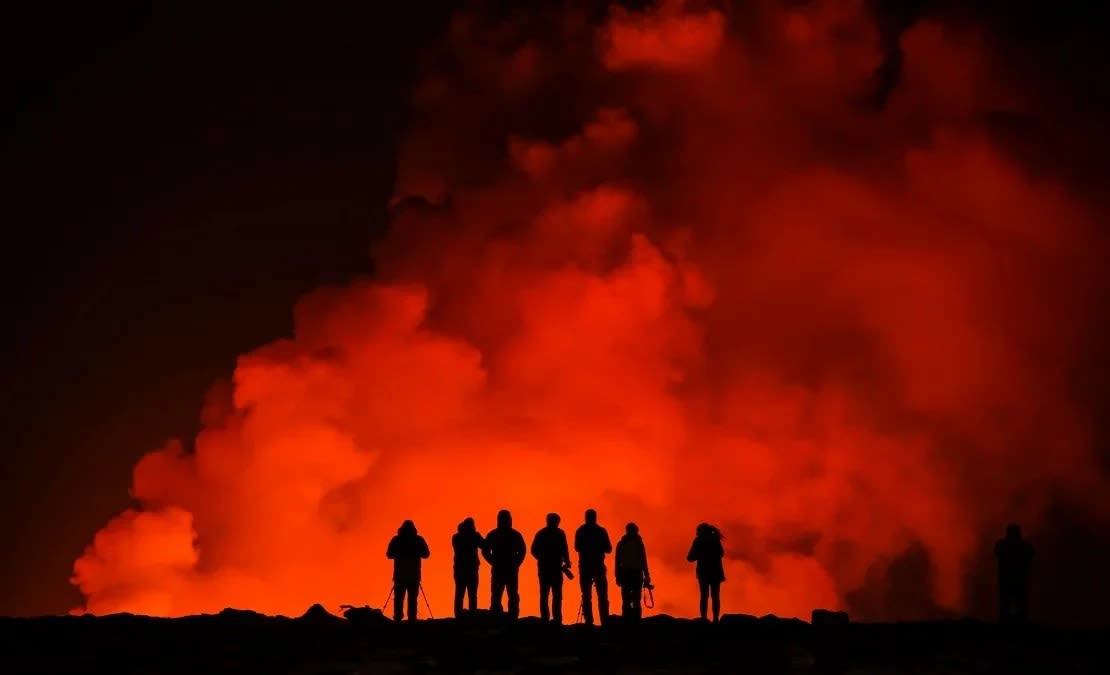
(73, 0, 1108, 620)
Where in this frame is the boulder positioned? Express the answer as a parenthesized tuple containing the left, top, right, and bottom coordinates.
(811, 609, 850, 626)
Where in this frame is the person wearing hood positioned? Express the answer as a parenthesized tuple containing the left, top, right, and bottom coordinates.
(686, 523, 724, 623)
(386, 520, 430, 622)
(452, 517, 485, 616)
(482, 509, 527, 618)
(615, 522, 651, 621)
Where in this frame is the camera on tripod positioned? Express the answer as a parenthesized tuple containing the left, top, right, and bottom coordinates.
(561, 564, 575, 580)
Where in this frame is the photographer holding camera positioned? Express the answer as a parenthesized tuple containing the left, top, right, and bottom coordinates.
(531, 512, 571, 624)
(615, 522, 651, 621)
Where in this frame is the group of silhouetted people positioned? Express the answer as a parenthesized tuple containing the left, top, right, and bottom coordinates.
(387, 508, 726, 624)
(388, 513, 1036, 625)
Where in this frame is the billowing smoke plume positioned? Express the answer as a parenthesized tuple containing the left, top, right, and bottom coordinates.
(73, 0, 1109, 621)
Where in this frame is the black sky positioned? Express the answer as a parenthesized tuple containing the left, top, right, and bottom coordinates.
(2, 0, 1108, 619)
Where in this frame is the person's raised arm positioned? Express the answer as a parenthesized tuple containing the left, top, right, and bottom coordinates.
(419, 536, 430, 559)
(481, 534, 495, 564)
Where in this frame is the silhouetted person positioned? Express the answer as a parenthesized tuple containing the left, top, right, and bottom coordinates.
(687, 523, 724, 623)
(531, 512, 571, 623)
(574, 508, 612, 625)
(482, 509, 527, 618)
(452, 517, 485, 616)
(995, 523, 1034, 623)
(615, 522, 651, 621)
(386, 520, 430, 622)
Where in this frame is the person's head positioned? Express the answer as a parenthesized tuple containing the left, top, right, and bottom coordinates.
(625, 522, 639, 536)
(1006, 523, 1022, 539)
(546, 512, 560, 528)
(697, 522, 720, 539)
(497, 509, 512, 528)
(459, 517, 475, 534)
(399, 520, 417, 536)
(585, 508, 597, 525)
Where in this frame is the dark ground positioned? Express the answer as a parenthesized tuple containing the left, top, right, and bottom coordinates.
(0, 607, 1104, 674)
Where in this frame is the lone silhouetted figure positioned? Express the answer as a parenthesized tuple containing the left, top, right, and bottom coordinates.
(452, 517, 485, 616)
(615, 522, 651, 621)
(995, 523, 1034, 624)
(483, 509, 527, 618)
(531, 512, 571, 624)
(687, 523, 724, 623)
(386, 520, 430, 622)
(574, 508, 612, 625)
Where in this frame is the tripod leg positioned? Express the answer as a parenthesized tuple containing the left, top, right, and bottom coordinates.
(382, 586, 394, 614)
(419, 583, 435, 619)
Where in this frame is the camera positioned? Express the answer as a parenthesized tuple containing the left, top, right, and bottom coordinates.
(643, 579, 654, 591)
(562, 564, 575, 580)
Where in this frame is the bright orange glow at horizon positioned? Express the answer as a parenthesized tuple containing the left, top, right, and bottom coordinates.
(71, 1, 1107, 621)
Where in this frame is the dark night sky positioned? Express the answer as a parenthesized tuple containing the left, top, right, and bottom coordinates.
(0, 0, 455, 616)
(1, 1, 1108, 619)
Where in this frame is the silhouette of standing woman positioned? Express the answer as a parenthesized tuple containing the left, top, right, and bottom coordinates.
(687, 523, 724, 623)
(452, 517, 485, 616)
(386, 520, 430, 622)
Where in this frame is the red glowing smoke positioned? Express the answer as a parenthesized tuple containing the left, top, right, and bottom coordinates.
(72, 0, 1108, 620)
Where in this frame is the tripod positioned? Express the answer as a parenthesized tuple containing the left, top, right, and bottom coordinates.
(381, 583, 435, 620)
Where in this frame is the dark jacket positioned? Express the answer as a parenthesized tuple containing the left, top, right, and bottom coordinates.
(687, 534, 724, 583)
(483, 527, 527, 571)
(387, 532, 430, 584)
(531, 526, 571, 574)
(615, 534, 649, 574)
(452, 529, 485, 571)
(574, 523, 612, 571)
(995, 537, 1034, 584)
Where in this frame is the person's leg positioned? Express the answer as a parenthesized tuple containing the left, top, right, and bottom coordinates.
(507, 570, 520, 619)
(539, 576, 551, 621)
(596, 571, 610, 623)
(620, 574, 634, 617)
(467, 569, 478, 611)
(454, 572, 465, 617)
(394, 585, 406, 622)
(579, 573, 594, 624)
(710, 582, 721, 623)
(698, 579, 708, 620)
(491, 572, 505, 613)
(407, 582, 419, 622)
(630, 570, 642, 620)
(552, 576, 563, 624)
(1015, 583, 1029, 623)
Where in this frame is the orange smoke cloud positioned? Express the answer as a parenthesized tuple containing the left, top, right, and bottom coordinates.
(73, 0, 1108, 621)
